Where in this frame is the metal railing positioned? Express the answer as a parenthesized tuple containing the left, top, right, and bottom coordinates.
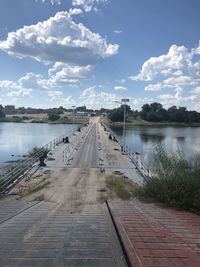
(0, 127, 78, 194)
(101, 122, 152, 181)
(124, 145, 152, 181)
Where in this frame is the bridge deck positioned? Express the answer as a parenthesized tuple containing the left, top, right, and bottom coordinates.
(0, 199, 127, 267)
(70, 123, 99, 168)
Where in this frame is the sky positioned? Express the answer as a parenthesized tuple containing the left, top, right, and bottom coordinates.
(1, 0, 200, 110)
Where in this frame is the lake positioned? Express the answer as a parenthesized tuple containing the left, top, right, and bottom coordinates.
(111, 125, 200, 168)
(0, 122, 78, 164)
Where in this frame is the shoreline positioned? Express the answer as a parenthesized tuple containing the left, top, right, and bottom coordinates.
(103, 118, 200, 128)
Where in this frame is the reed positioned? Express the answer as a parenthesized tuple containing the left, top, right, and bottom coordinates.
(143, 145, 200, 214)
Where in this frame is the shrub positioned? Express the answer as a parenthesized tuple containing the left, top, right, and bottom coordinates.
(11, 116, 23, 122)
(143, 145, 200, 214)
(48, 112, 60, 121)
(28, 147, 48, 158)
(22, 116, 29, 120)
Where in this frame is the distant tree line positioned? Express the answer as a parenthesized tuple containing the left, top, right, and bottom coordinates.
(0, 104, 109, 120)
(141, 102, 200, 123)
(108, 102, 200, 123)
(1, 105, 66, 116)
(1, 102, 200, 123)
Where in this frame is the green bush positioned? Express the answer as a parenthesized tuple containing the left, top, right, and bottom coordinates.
(28, 147, 48, 158)
(108, 108, 124, 122)
(143, 145, 200, 214)
(48, 112, 60, 121)
(11, 116, 23, 122)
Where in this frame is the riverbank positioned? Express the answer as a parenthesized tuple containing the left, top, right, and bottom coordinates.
(103, 117, 200, 128)
(0, 113, 89, 124)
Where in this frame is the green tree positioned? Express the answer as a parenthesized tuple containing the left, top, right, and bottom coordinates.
(108, 108, 124, 122)
(141, 104, 151, 120)
(0, 105, 5, 118)
(76, 106, 87, 112)
(150, 102, 163, 112)
(146, 112, 163, 122)
(142, 104, 151, 113)
(48, 111, 60, 121)
(4, 105, 16, 115)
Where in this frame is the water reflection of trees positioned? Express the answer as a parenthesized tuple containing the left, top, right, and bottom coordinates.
(176, 136, 185, 143)
(140, 133, 165, 143)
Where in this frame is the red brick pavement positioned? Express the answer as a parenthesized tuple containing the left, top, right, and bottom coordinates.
(108, 199, 200, 267)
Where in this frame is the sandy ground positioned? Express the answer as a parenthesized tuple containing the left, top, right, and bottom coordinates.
(14, 117, 141, 213)
(19, 167, 106, 214)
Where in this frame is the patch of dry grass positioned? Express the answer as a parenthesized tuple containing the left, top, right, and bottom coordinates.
(105, 174, 140, 200)
(27, 180, 50, 194)
(17, 176, 50, 197)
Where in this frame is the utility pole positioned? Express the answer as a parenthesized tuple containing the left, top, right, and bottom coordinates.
(115, 98, 129, 154)
(72, 105, 76, 124)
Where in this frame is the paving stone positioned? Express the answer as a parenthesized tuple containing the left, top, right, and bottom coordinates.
(109, 199, 200, 267)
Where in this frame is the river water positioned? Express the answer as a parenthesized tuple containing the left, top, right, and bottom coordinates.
(110, 125, 200, 168)
(0, 122, 78, 164)
(1, 123, 200, 168)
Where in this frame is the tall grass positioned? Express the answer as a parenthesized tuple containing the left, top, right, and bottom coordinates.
(143, 145, 200, 214)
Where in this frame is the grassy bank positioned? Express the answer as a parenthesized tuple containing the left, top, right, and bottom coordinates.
(142, 146, 200, 214)
(105, 146, 200, 214)
(106, 174, 139, 200)
(103, 117, 200, 128)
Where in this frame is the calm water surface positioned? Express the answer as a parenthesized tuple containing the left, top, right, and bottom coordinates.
(111, 125, 200, 168)
(1, 123, 200, 168)
(0, 122, 78, 164)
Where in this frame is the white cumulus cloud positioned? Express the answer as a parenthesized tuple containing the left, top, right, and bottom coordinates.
(115, 79, 126, 84)
(113, 30, 122, 34)
(80, 86, 120, 109)
(114, 86, 127, 91)
(47, 90, 63, 101)
(130, 42, 200, 110)
(48, 63, 93, 79)
(0, 11, 119, 66)
(35, 0, 62, 5)
(69, 8, 83, 15)
(130, 44, 193, 81)
(72, 0, 107, 12)
(144, 83, 163, 92)
(0, 70, 80, 98)
(192, 86, 200, 94)
(7, 88, 33, 98)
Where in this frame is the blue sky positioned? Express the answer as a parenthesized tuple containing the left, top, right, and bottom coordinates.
(1, 0, 200, 110)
